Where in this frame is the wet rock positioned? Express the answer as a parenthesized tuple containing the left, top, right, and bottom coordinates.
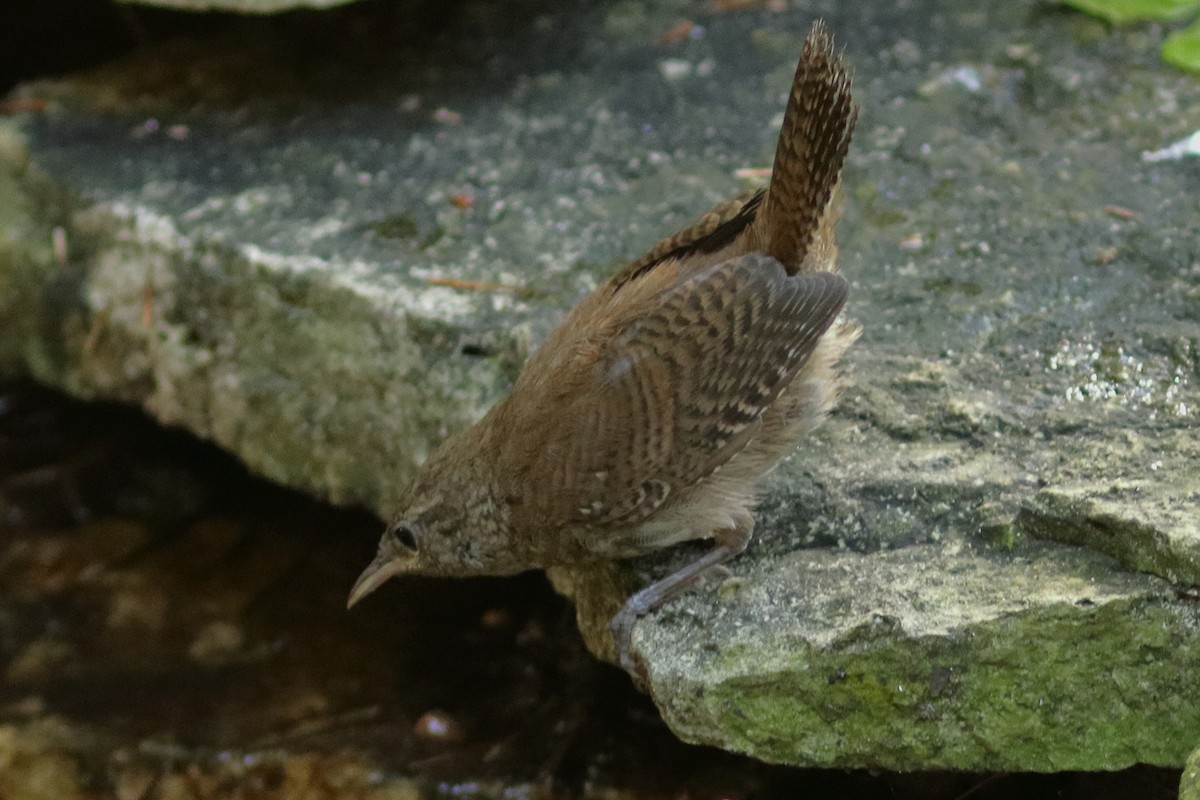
(1020, 479, 1200, 585)
(1183, 745, 1200, 800)
(554, 537, 1200, 771)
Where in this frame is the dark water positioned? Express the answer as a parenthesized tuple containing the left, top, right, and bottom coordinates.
(0, 381, 1182, 798)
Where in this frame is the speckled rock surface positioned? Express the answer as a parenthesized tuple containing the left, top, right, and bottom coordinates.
(2, 0, 1199, 773)
(552, 530, 1200, 771)
(1020, 479, 1200, 585)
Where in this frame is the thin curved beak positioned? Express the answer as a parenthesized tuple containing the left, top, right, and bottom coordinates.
(346, 554, 408, 609)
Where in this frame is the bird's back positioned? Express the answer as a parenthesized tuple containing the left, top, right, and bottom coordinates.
(483, 23, 858, 564)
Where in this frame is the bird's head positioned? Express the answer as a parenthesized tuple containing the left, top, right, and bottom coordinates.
(345, 445, 517, 608)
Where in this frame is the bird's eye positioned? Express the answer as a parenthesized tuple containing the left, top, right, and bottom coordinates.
(389, 520, 419, 551)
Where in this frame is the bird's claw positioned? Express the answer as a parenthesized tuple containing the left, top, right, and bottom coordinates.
(610, 600, 650, 683)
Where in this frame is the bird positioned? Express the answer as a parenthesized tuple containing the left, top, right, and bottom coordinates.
(348, 20, 859, 677)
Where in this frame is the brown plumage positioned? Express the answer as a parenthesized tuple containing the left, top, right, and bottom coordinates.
(348, 21, 859, 676)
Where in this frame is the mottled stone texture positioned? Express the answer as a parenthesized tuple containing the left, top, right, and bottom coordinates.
(1182, 746, 1200, 800)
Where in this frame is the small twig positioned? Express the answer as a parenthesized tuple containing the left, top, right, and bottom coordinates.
(425, 276, 524, 293)
(1102, 205, 1139, 220)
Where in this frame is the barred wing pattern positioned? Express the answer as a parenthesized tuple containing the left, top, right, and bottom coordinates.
(612, 190, 764, 289)
(529, 254, 848, 530)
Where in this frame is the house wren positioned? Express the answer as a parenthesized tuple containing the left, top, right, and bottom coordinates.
(349, 22, 859, 676)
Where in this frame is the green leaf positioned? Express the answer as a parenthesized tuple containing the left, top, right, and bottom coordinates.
(1061, 0, 1200, 24)
(1162, 18, 1200, 70)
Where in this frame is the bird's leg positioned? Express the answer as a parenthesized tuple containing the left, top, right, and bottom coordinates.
(610, 513, 754, 678)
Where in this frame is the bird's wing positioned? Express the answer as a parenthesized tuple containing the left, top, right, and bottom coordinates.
(523, 253, 847, 529)
(609, 190, 764, 290)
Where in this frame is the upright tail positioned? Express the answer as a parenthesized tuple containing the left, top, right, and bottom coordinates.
(760, 21, 858, 275)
